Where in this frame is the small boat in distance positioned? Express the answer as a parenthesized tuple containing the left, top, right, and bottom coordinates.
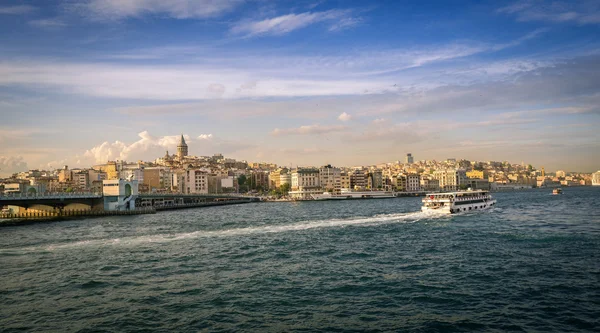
(553, 188, 563, 195)
(421, 189, 496, 214)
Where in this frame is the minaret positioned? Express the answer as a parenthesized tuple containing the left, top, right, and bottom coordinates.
(177, 135, 188, 159)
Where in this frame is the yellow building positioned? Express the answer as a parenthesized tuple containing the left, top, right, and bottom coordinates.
(466, 170, 485, 179)
(93, 161, 119, 180)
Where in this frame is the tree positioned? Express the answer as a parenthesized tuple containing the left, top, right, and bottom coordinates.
(237, 175, 247, 186)
(279, 183, 290, 195)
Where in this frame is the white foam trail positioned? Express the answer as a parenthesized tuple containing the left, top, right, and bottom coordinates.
(7, 210, 446, 253)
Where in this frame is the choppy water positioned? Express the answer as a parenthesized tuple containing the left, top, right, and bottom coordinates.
(2, 187, 600, 332)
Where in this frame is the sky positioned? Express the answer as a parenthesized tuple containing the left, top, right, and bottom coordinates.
(0, 0, 599, 176)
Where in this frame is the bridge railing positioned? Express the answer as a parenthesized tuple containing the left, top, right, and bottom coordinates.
(139, 193, 258, 198)
(0, 192, 103, 200)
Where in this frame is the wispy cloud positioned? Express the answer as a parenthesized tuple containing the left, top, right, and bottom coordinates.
(231, 9, 359, 37)
(499, 0, 600, 25)
(0, 5, 36, 15)
(271, 124, 348, 136)
(29, 18, 67, 29)
(80, 0, 242, 20)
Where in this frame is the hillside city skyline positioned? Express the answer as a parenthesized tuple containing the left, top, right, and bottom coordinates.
(4, 134, 598, 201)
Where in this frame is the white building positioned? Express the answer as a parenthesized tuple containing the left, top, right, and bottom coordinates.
(406, 174, 421, 192)
(280, 173, 291, 186)
(289, 168, 321, 200)
(102, 179, 138, 211)
(593, 171, 600, 186)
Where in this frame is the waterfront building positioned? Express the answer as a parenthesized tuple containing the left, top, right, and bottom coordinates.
(319, 165, 341, 193)
(592, 171, 600, 186)
(280, 173, 291, 187)
(420, 177, 440, 192)
(406, 174, 420, 192)
(433, 169, 467, 191)
(177, 135, 188, 160)
(102, 179, 138, 211)
(289, 168, 321, 200)
(350, 170, 368, 190)
(466, 178, 491, 190)
(369, 169, 384, 189)
(269, 168, 289, 189)
(556, 170, 566, 178)
(249, 171, 270, 191)
(340, 172, 350, 189)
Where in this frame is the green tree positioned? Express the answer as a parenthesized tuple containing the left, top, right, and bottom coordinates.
(279, 183, 291, 194)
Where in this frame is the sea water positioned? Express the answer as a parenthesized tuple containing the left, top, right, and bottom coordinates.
(1, 187, 599, 332)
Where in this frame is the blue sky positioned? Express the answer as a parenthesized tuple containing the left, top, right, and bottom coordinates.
(1, 0, 599, 175)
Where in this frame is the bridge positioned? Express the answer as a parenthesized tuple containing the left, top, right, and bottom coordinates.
(0, 192, 259, 214)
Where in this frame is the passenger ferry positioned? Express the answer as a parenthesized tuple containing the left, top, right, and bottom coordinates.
(312, 188, 395, 200)
(421, 189, 496, 214)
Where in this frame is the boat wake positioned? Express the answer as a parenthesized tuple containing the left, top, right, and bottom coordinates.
(4, 210, 447, 253)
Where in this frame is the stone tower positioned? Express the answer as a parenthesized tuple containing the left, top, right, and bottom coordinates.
(177, 135, 188, 159)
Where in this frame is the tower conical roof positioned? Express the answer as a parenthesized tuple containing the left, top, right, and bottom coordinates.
(178, 134, 187, 146)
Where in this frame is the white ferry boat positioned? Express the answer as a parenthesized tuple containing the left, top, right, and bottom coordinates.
(421, 189, 496, 214)
(312, 189, 395, 200)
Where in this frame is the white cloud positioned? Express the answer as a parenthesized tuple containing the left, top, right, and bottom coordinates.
(373, 118, 386, 124)
(499, 0, 600, 25)
(0, 5, 36, 15)
(0, 156, 29, 175)
(271, 124, 348, 136)
(231, 9, 357, 36)
(80, 131, 254, 164)
(83, 131, 188, 163)
(0, 29, 548, 101)
(83, 0, 242, 19)
(338, 112, 352, 122)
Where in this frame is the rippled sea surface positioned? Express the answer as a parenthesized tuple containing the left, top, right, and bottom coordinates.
(2, 187, 600, 332)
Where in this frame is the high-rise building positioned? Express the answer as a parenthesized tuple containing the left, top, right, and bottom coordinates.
(406, 153, 414, 164)
(177, 135, 188, 159)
